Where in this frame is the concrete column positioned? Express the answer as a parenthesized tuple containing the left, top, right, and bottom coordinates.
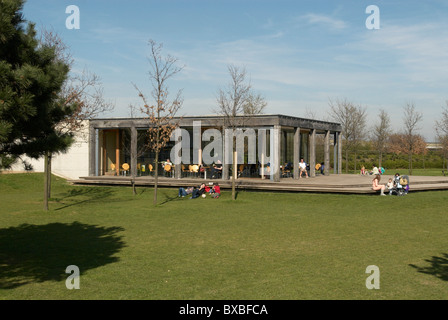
(273, 125, 281, 182)
(309, 129, 316, 177)
(193, 121, 202, 165)
(88, 124, 96, 176)
(173, 129, 182, 179)
(222, 126, 229, 180)
(324, 130, 330, 176)
(131, 126, 137, 178)
(115, 129, 120, 176)
(293, 127, 301, 180)
(338, 132, 342, 174)
(333, 133, 337, 174)
(95, 129, 99, 176)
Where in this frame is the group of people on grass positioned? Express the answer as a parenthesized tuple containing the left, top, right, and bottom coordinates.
(178, 162, 405, 197)
(372, 172, 403, 196)
(178, 182, 221, 199)
(361, 165, 385, 176)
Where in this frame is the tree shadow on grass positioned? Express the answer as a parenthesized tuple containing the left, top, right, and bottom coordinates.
(0, 222, 125, 289)
(409, 253, 448, 281)
(158, 193, 184, 205)
(52, 187, 115, 211)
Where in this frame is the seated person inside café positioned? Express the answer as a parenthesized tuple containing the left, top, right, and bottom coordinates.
(299, 158, 308, 178)
(211, 160, 222, 178)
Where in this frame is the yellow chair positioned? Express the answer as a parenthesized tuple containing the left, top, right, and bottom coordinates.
(107, 163, 117, 176)
(164, 164, 172, 177)
(191, 164, 199, 177)
(122, 163, 130, 176)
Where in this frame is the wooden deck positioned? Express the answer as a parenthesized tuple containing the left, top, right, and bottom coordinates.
(70, 174, 448, 194)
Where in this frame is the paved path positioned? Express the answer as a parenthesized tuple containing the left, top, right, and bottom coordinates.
(73, 173, 448, 194)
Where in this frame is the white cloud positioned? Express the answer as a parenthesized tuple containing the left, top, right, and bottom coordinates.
(349, 22, 448, 86)
(301, 13, 348, 30)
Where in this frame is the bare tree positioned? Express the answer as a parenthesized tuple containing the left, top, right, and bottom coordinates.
(328, 98, 367, 173)
(128, 103, 142, 118)
(371, 109, 391, 168)
(216, 65, 251, 127)
(304, 107, 330, 122)
(121, 128, 149, 195)
(389, 133, 427, 156)
(243, 92, 267, 115)
(435, 101, 448, 170)
(215, 64, 267, 200)
(402, 102, 423, 175)
(42, 29, 114, 135)
(134, 39, 183, 205)
(41, 29, 114, 209)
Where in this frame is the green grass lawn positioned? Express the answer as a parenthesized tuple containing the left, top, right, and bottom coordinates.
(407, 168, 447, 176)
(344, 168, 446, 176)
(1, 173, 447, 300)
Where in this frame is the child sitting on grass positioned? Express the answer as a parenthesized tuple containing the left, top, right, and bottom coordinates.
(386, 178, 394, 195)
(210, 183, 221, 198)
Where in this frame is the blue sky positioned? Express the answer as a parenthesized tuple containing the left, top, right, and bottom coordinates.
(22, 0, 448, 140)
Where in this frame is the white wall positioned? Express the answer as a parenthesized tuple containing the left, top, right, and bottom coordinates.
(6, 122, 90, 180)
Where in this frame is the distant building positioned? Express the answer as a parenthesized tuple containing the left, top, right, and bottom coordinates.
(87, 114, 342, 182)
(426, 142, 442, 150)
(7, 122, 89, 180)
(5, 114, 343, 182)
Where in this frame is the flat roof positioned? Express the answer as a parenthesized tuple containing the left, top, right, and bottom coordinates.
(90, 114, 342, 132)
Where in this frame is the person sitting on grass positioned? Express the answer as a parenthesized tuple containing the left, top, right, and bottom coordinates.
(370, 166, 379, 175)
(178, 186, 194, 198)
(360, 166, 366, 175)
(190, 183, 206, 199)
(210, 183, 221, 198)
(386, 178, 394, 195)
(372, 174, 386, 196)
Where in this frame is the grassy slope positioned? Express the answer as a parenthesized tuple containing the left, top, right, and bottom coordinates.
(1, 173, 447, 300)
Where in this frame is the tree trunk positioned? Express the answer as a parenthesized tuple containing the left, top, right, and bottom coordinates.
(232, 150, 236, 200)
(153, 150, 159, 205)
(378, 151, 382, 168)
(48, 152, 52, 199)
(44, 152, 49, 211)
(345, 149, 349, 173)
(408, 152, 413, 175)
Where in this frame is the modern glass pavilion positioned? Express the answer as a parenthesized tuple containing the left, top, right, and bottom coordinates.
(88, 114, 342, 182)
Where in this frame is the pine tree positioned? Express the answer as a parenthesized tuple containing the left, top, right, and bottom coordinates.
(0, 0, 76, 209)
